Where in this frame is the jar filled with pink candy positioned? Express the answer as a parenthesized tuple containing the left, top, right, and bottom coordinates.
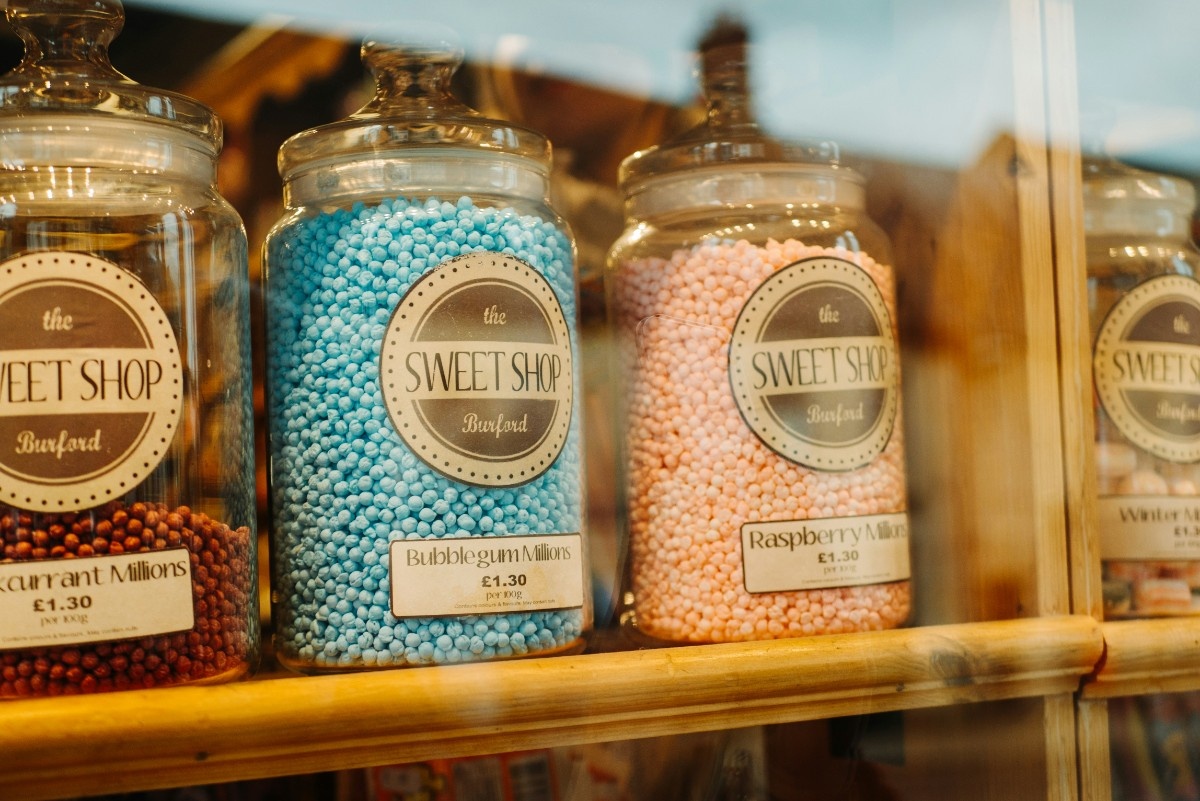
(605, 21, 912, 644)
(1087, 155, 1200, 618)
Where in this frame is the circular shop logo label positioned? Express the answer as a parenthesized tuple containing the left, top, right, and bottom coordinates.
(729, 256, 899, 471)
(1094, 274, 1200, 462)
(380, 252, 574, 487)
(0, 252, 183, 510)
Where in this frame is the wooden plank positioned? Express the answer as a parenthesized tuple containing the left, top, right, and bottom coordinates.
(1076, 699, 1114, 801)
(1085, 618, 1200, 698)
(1035, 3, 1112, 800)
(1041, 0, 1102, 622)
(1007, 5, 1083, 799)
(1010, 0, 1073, 620)
(0, 616, 1103, 801)
(1043, 693, 1081, 801)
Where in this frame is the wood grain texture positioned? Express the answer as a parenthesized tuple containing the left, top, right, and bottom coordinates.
(871, 131, 1052, 626)
(1009, 0, 1073, 621)
(1043, 693, 1081, 801)
(1037, 3, 1111, 799)
(1085, 618, 1200, 698)
(1076, 699, 1115, 801)
(1040, 0, 1103, 623)
(0, 616, 1103, 801)
(1007, 6, 1080, 795)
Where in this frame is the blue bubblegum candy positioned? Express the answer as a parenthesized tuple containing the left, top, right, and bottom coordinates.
(267, 196, 587, 669)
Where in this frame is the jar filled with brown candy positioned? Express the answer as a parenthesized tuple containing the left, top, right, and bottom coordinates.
(1087, 155, 1200, 618)
(0, 0, 258, 696)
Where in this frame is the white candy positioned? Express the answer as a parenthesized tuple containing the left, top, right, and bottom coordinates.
(1117, 468, 1170, 496)
(1094, 441, 1137, 480)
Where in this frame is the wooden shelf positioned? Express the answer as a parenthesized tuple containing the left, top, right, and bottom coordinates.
(1082, 618, 1200, 699)
(0, 616, 1102, 801)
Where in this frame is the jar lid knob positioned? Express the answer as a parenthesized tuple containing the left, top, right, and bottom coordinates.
(0, 0, 221, 151)
(698, 16, 754, 130)
(276, 22, 552, 189)
(6, 0, 125, 82)
(353, 26, 473, 120)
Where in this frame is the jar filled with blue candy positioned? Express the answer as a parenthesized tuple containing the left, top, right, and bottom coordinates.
(263, 33, 591, 671)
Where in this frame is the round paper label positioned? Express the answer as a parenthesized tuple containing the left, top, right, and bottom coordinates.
(380, 252, 574, 487)
(729, 256, 899, 471)
(0, 252, 183, 510)
(1094, 273, 1200, 462)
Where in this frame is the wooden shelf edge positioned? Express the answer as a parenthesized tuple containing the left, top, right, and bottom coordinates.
(1082, 618, 1200, 699)
(0, 615, 1102, 801)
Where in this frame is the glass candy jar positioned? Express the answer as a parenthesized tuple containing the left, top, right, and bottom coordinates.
(1086, 156, 1200, 617)
(607, 29, 911, 644)
(264, 35, 590, 671)
(0, 0, 257, 697)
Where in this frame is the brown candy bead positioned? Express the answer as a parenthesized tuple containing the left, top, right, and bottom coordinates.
(0, 501, 253, 699)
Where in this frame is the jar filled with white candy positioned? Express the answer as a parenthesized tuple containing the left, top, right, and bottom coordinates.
(1087, 156, 1200, 617)
(606, 21, 912, 644)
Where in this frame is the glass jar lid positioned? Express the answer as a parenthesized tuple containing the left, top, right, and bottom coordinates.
(278, 30, 552, 202)
(618, 19, 863, 218)
(0, 0, 221, 155)
(1082, 156, 1196, 240)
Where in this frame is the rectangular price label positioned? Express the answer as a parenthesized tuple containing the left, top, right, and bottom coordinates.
(1098, 496, 1200, 560)
(741, 513, 910, 593)
(0, 548, 194, 649)
(390, 534, 585, 618)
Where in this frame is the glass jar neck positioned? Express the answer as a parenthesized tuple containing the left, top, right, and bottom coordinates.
(624, 164, 864, 222)
(282, 148, 549, 209)
(1084, 203, 1194, 243)
(0, 115, 217, 183)
(1085, 235, 1197, 268)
